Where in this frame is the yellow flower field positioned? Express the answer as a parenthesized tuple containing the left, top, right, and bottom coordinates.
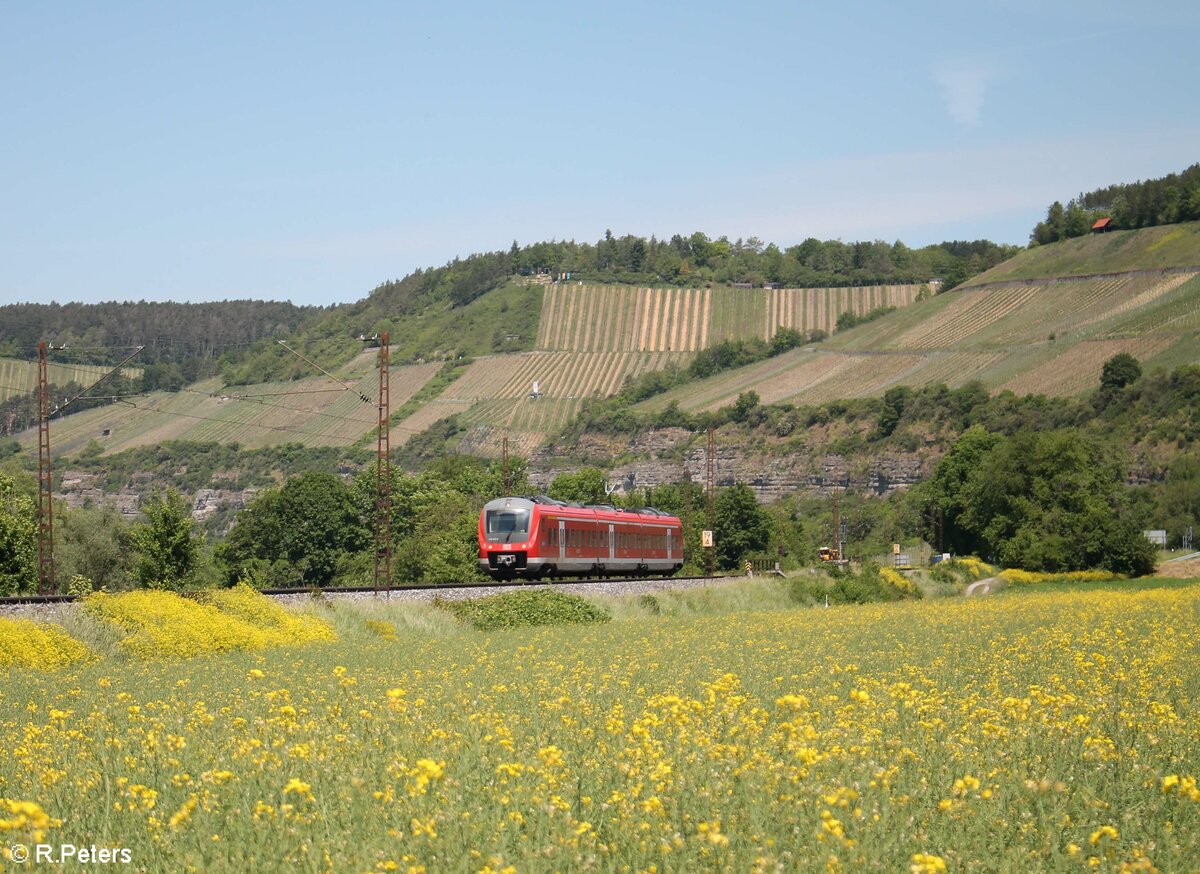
(83, 587, 334, 659)
(0, 619, 93, 669)
(2, 582, 1199, 872)
(998, 568, 1126, 585)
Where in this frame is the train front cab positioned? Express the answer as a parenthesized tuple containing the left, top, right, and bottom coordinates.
(479, 497, 540, 579)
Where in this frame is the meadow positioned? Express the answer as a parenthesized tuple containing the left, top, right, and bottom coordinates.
(2, 579, 1199, 872)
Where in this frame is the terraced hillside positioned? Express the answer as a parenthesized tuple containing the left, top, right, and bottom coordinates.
(435, 283, 925, 453)
(637, 264, 1200, 414)
(0, 357, 143, 403)
(536, 283, 925, 351)
(19, 225, 1200, 460)
(446, 351, 691, 454)
(24, 359, 442, 457)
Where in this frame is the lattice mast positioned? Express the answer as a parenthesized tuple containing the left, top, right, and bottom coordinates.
(502, 436, 511, 493)
(705, 427, 715, 578)
(374, 332, 392, 593)
(37, 341, 56, 595)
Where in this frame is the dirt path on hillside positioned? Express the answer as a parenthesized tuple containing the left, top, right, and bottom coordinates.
(965, 577, 999, 596)
(1156, 559, 1200, 579)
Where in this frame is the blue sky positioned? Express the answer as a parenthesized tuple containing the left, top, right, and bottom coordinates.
(2, 1, 1197, 306)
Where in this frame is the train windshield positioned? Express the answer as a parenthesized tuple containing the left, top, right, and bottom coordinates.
(485, 509, 531, 540)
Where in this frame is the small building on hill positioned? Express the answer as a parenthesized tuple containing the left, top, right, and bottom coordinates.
(1091, 217, 1113, 233)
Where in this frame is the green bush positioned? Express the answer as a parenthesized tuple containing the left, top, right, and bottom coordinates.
(787, 564, 905, 607)
(438, 589, 611, 631)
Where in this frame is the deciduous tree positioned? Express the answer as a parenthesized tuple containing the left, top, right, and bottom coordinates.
(0, 472, 36, 595)
(130, 489, 202, 590)
(713, 483, 772, 570)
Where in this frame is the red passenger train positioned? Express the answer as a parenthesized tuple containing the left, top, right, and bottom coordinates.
(478, 496, 683, 581)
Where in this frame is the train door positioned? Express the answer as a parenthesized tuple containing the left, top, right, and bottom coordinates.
(558, 520, 566, 563)
(666, 527, 673, 561)
(608, 524, 615, 562)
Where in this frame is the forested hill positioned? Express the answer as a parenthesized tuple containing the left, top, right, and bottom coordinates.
(1, 232, 1018, 390)
(217, 232, 1019, 385)
(358, 233, 1018, 315)
(0, 300, 320, 387)
(1030, 162, 1200, 244)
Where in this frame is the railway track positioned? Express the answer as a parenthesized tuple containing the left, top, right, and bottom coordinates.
(0, 574, 735, 608)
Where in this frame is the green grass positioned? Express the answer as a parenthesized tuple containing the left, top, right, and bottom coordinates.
(997, 575, 1200, 596)
(593, 579, 799, 619)
(382, 279, 544, 362)
(437, 588, 612, 630)
(962, 221, 1200, 286)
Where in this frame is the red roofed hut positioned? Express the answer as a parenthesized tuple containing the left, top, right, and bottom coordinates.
(1091, 217, 1113, 233)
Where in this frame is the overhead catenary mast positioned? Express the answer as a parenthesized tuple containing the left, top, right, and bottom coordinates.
(374, 333, 392, 594)
(37, 342, 54, 595)
(37, 342, 145, 596)
(705, 427, 715, 578)
(277, 335, 386, 590)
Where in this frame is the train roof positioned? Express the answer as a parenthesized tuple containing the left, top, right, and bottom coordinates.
(482, 496, 680, 523)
